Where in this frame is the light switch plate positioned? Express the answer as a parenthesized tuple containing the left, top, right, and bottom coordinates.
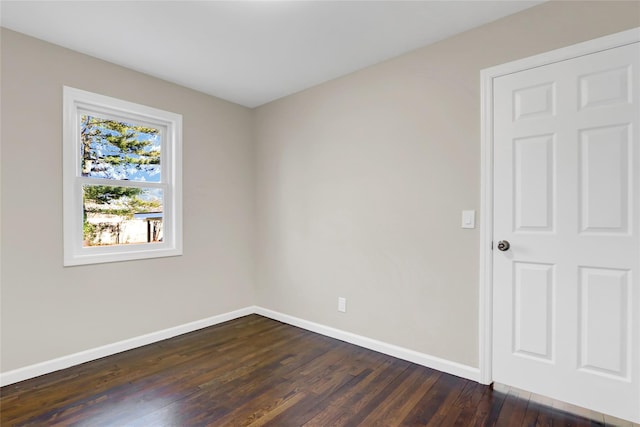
(338, 297, 347, 313)
(462, 210, 475, 229)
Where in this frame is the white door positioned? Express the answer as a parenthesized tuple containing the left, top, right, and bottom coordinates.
(492, 42, 640, 422)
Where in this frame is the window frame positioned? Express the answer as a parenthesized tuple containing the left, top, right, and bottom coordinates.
(63, 86, 182, 266)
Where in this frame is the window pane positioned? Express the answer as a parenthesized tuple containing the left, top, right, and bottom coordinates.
(81, 115, 161, 182)
(83, 185, 164, 247)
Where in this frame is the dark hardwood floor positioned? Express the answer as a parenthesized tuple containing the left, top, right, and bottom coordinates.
(0, 315, 632, 426)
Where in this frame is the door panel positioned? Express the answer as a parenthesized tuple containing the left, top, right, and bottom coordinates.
(579, 124, 630, 232)
(513, 262, 554, 360)
(514, 135, 555, 231)
(578, 267, 629, 379)
(492, 42, 639, 422)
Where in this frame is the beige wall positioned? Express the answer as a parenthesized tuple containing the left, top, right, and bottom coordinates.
(1, 29, 256, 372)
(2, 1, 639, 376)
(254, 1, 640, 367)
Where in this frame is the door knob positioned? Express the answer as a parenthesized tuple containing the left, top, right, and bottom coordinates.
(497, 240, 510, 251)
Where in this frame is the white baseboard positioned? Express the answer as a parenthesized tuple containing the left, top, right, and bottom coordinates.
(254, 307, 480, 382)
(1, 305, 479, 387)
(0, 306, 255, 387)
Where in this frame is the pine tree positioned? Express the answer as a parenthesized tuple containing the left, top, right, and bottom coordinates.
(81, 115, 160, 183)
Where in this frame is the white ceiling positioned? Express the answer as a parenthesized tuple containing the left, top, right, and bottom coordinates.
(1, 1, 543, 107)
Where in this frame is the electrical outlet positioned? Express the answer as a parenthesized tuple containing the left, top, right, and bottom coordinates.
(338, 297, 347, 313)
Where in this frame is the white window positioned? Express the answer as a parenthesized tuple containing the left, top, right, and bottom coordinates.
(63, 87, 182, 266)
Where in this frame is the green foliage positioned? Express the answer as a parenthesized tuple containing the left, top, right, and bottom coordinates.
(81, 116, 161, 180)
(83, 186, 161, 216)
(83, 220, 96, 243)
(84, 185, 142, 205)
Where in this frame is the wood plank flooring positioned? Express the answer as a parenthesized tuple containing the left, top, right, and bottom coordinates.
(0, 315, 635, 426)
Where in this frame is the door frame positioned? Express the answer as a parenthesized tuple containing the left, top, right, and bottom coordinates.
(478, 27, 640, 386)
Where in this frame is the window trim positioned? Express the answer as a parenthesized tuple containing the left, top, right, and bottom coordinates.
(63, 86, 182, 266)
